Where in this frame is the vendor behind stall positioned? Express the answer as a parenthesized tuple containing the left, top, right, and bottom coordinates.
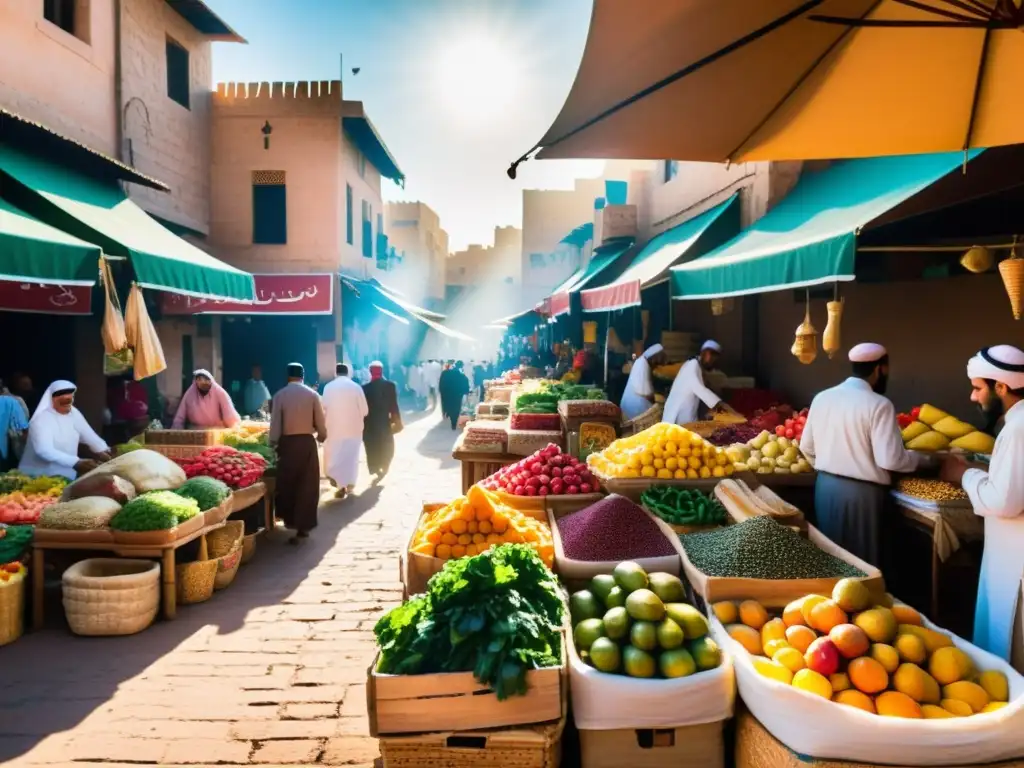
(800, 343, 919, 567)
(19, 381, 111, 479)
(663, 340, 738, 424)
(620, 344, 666, 420)
(172, 369, 241, 430)
(941, 345, 1024, 664)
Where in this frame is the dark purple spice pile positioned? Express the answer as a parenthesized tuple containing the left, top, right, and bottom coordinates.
(557, 494, 675, 561)
(708, 424, 762, 446)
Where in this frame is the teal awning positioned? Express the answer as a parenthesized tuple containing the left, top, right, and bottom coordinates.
(560, 222, 594, 248)
(582, 195, 737, 312)
(0, 144, 255, 301)
(0, 198, 101, 285)
(671, 152, 980, 300)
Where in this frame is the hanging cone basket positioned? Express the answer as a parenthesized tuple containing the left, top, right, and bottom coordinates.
(791, 294, 818, 365)
(999, 255, 1024, 320)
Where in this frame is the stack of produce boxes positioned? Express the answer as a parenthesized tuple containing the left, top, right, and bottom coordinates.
(370, 543, 568, 768)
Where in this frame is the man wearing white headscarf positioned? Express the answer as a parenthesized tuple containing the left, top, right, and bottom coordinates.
(322, 363, 368, 499)
(941, 345, 1024, 662)
(663, 340, 737, 425)
(800, 343, 919, 566)
(620, 344, 667, 420)
(19, 381, 111, 479)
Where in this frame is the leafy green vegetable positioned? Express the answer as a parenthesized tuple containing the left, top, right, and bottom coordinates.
(374, 544, 564, 700)
(115, 441, 145, 455)
(110, 491, 199, 531)
(0, 524, 34, 562)
(175, 476, 231, 511)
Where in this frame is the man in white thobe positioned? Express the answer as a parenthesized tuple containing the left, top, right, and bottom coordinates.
(620, 343, 667, 420)
(426, 359, 442, 409)
(800, 343, 919, 567)
(406, 363, 425, 410)
(663, 340, 735, 424)
(941, 345, 1024, 664)
(20, 380, 112, 480)
(322, 363, 368, 499)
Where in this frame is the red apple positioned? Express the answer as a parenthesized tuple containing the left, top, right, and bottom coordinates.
(785, 429, 795, 439)
(775, 425, 786, 436)
(804, 637, 841, 677)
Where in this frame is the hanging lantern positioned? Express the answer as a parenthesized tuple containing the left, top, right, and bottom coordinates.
(999, 238, 1024, 320)
(960, 246, 994, 274)
(711, 298, 734, 316)
(791, 292, 818, 365)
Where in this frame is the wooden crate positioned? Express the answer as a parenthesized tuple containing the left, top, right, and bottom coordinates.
(735, 709, 1024, 768)
(671, 520, 885, 608)
(403, 505, 554, 597)
(579, 721, 723, 768)
(144, 428, 226, 446)
(368, 632, 567, 736)
(379, 718, 563, 768)
(147, 444, 206, 460)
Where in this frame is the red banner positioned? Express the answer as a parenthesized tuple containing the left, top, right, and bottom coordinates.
(161, 273, 334, 315)
(0, 281, 93, 315)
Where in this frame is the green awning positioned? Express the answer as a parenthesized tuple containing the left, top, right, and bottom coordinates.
(0, 145, 255, 301)
(582, 195, 737, 312)
(0, 198, 101, 285)
(671, 152, 981, 300)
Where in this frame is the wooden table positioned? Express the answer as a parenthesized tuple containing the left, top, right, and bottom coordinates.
(31, 521, 225, 630)
(452, 449, 520, 493)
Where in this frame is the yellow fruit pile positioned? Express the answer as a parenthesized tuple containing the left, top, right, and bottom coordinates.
(902, 404, 995, 454)
(715, 579, 1011, 719)
(653, 362, 683, 380)
(410, 485, 554, 567)
(587, 423, 735, 480)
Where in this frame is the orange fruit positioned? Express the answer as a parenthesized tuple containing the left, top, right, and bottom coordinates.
(727, 624, 763, 656)
(808, 600, 848, 634)
(785, 625, 818, 654)
(712, 602, 739, 624)
(450, 544, 466, 558)
(764, 639, 790, 658)
(853, 608, 898, 644)
(773, 647, 806, 674)
(891, 604, 923, 626)
(783, 597, 811, 627)
(761, 617, 787, 646)
(450, 518, 467, 535)
(894, 633, 927, 664)
(870, 643, 900, 674)
(848, 657, 889, 695)
(800, 595, 828, 626)
(753, 658, 794, 685)
(893, 663, 941, 704)
(833, 689, 876, 714)
(739, 600, 769, 630)
(876, 691, 923, 719)
(829, 672, 851, 693)
(829, 624, 870, 659)
(441, 532, 458, 546)
(435, 543, 452, 560)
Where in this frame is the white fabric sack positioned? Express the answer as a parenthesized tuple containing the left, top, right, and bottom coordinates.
(569, 630, 735, 730)
(711, 614, 1024, 765)
(67, 449, 186, 496)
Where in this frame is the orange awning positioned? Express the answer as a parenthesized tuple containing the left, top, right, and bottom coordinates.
(522, 0, 1024, 166)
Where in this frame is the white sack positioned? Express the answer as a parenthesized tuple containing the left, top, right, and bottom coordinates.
(569, 631, 735, 730)
(711, 614, 1024, 765)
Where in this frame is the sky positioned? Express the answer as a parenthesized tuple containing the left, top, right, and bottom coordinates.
(205, 0, 605, 252)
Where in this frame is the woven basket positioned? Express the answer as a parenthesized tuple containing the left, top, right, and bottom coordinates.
(175, 559, 216, 605)
(62, 559, 159, 637)
(0, 579, 25, 646)
(379, 719, 563, 768)
(214, 547, 242, 591)
(999, 255, 1024, 320)
(241, 532, 258, 564)
(207, 520, 244, 559)
(623, 403, 663, 435)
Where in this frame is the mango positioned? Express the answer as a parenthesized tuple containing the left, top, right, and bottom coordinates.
(932, 416, 974, 439)
(978, 670, 1009, 702)
(950, 431, 996, 454)
(918, 404, 950, 426)
(901, 421, 931, 442)
(941, 698, 974, 717)
(893, 663, 941, 704)
(906, 431, 951, 452)
(898, 624, 954, 654)
(929, 646, 974, 685)
(942, 681, 990, 713)
(922, 704, 957, 719)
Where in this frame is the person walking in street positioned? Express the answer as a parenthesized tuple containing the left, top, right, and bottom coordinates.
(940, 345, 1024, 663)
(439, 360, 470, 430)
(406, 361, 425, 411)
(172, 369, 241, 429)
(426, 359, 442, 409)
(322, 363, 368, 499)
(269, 363, 327, 545)
(243, 364, 272, 417)
(799, 343, 920, 567)
(362, 361, 402, 483)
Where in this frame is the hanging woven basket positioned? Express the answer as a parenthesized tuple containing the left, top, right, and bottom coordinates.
(791, 294, 818, 365)
(999, 253, 1024, 320)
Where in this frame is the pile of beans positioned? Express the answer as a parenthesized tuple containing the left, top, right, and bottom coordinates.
(896, 477, 968, 502)
(557, 494, 676, 561)
(679, 516, 866, 580)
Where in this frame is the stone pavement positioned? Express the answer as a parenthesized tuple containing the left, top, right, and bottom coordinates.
(0, 407, 462, 768)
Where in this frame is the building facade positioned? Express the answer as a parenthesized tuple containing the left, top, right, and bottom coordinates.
(384, 200, 449, 309)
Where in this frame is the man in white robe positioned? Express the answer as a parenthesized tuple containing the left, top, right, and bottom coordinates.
(19, 380, 111, 480)
(942, 345, 1024, 664)
(664, 340, 737, 424)
(322, 363, 368, 498)
(620, 343, 667, 420)
(426, 359, 442, 409)
(406, 363, 425, 410)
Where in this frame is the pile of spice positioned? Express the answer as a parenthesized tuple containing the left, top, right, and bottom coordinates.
(557, 494, 675, 561)
(679, 516, 865, 580)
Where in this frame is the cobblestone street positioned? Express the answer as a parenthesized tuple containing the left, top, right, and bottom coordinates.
(0, 407, 460, 768)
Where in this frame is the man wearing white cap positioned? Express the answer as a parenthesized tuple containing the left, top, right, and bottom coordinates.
(663, 340, 737, 425)
(941, 345, 1024, 662)
(620, 343, 668, 420)
(799, 342, 919, 566)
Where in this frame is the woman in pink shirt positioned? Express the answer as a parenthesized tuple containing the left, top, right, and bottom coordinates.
(172, 369, 241, 429)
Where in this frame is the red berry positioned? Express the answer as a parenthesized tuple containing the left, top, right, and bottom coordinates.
(567, 485, 579, 495)
(524, 486, 537, 496)
(580, 483, 592, 494)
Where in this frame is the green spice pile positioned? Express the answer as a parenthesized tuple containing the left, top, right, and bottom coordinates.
(110, 491, 200, 532)
(175, 476, 231, 511)
(642, 486, 726, 527)
(679, 516, 865, 580)
(374, 544, 564, 700)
